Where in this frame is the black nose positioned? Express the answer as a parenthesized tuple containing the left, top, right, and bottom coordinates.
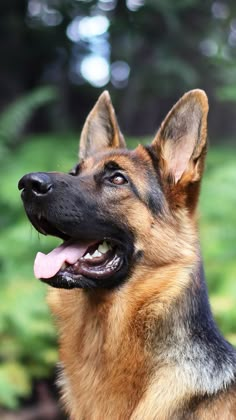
(18, 172, 53, 197)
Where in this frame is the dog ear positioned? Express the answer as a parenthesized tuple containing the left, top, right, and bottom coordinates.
(151, 90, 209, 211)
(79, 91, 126, 159)
(152, 89, 208, 184)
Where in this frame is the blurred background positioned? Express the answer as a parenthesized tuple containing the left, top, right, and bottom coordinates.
(0, 0, 236, 418)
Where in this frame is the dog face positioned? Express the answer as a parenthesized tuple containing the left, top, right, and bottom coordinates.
(18, 90, 208, 290)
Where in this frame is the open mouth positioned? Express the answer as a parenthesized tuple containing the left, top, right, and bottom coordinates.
(24, 211, 132, 289)
(35, 238, 124, 289)
(28, 213, 128, 289)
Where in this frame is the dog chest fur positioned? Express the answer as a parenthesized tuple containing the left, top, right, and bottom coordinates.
(48, 259, 236, 419)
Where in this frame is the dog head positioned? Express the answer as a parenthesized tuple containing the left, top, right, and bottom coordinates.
(18, 90, 208, 290)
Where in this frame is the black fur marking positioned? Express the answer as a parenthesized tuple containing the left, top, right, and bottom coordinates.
(185, 265, 236, 369)
(144, 145, 161, 174)
(69, 163, 81, 176)
(138, 146, 165, 215)
(104, 161, 123, 172)
(133, 249, 144, 263)
(128, 180, 142, 202)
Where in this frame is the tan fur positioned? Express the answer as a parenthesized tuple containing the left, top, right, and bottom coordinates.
(190, 389, 236, 419)
(42, 90, 236, 418)
(48, 262, 194, 419)
(48, 203, 198, 419)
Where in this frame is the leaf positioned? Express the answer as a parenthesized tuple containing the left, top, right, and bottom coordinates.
(0, 363, 31, 409)
(0, 86, 58, 148)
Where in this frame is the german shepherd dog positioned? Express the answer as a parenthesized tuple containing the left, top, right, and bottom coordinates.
(19, 90, 236, 419)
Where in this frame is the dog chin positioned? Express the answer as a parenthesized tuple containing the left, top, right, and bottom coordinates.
(40, 263, 128, 290)
(40, 272, 98, 289)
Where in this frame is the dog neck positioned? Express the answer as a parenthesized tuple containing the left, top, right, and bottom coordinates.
(48, 259, 236, 418)
(149, 260, 236, 395)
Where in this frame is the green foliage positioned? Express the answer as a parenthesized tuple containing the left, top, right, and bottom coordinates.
(200, 147, 236, 345)
(0, 362, 31, 408)
(0, 86, 58, 153)
(0, 134, 236, 408)
(216, 85, 236, 102)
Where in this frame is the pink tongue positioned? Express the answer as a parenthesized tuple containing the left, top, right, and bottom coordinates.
(34, 241, 89, 279)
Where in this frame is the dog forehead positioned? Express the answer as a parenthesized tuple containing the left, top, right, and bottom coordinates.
(79, 146, 162, 205)
(81, 148, 148, 173)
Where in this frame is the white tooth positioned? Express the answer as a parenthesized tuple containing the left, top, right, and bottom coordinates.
(98, 241, 110, 254)
(61, 263, 67, 270)
(92, 250, 102, 258)
(84, 253, 92, 260)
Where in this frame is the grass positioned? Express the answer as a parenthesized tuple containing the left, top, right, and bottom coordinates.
(0, 133, 236, 407)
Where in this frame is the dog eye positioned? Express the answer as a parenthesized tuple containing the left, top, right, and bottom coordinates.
(109, 173, 128, 185)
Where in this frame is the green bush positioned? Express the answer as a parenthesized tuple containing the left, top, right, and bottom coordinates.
(0, 86, 58, 158)
(0, 134, 235, 408)
(200, 147, 236, 344)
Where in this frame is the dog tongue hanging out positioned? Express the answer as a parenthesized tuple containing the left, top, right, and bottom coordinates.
(19, 90, 236, 419)
(34, 239, 116, 283)
(34, 241, 88, 279)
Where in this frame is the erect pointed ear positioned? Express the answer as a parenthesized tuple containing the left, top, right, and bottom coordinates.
(79, 91, 126, 160)
(151, 90, 209, 185)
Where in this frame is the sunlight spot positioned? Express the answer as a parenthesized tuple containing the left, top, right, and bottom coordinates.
(98, 0, 117, 12)
(67, 17, 81, 42)
(67, 15, 109, 42)
(79, 15, 109, 39)
(212, 2, 229, 20)
(111, 61, 130, 88)
(126, 0, 145, 12)
(27, 0, 62, 26)
(80, 55, 110, 87)
(89, 36, 110, 57)
(42, 7, 63, 27)
(28, 0, 41, 17)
